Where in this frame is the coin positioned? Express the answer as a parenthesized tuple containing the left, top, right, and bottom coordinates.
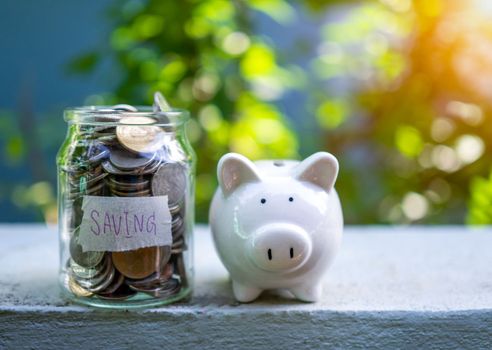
(129, 278, 181, 298)
(173, 222, 185, 239)
(175, 254, 188, 288)
(106, 177, 149, 192)
(125, 261, 173, 288)
(97, 271, 125, 295)
(107, 175, 149, 186)
(171, 215, 183, 231)
(102, 160, 134, 175)
(172, 236, 184, 248)
(68, 275, 93, 297)
(109, 147, 156, 170)
(102, 159, 161, 176)
(116, 116, 165, 154)
(96, 135, 118, 145)
(74, 259, 116, 294)
(69, 229, 105, 268)
(153, 92, 171, 112)
(168, 203, 181, 215)
(69, 172, 107, 191)
(112, 104, 138, 112)
(112, 246, 169, 279)
(70, 258, 106, 280)
(110, 189, 151, 197)
(86, 266, 117, 293)
(97, 283, 137, 300)
(93, 125, 117, 134)
(73, 256, 112, 289)
(85, 141, 110, 161)
(151, 162, 187, 206)
(67, 187, 105, 201)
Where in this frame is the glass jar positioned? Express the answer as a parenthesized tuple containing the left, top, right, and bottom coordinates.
(56, 106, 195, 308)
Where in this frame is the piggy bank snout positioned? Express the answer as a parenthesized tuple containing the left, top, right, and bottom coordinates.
(249, 224, 312, 272)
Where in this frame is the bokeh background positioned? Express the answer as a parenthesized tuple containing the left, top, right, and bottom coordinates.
(1, 0, 492, 225)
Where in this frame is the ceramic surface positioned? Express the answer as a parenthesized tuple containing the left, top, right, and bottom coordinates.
(210, 152, 343, 302)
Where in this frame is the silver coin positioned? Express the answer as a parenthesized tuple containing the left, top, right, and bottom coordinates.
(171, 240, 185, 254)
(67, 182, 105, 200)
(70, 257, 107, 280)
(107, 176, 150, 190)
(175, 253, 188, 288)
(103, 159, 162, 175)
(172, 222, 186, 238)
(110, 189, 151, 197)
(96, 135, 118, 145)
(109, 147, 156, 170)
(168, 203, 181, 215)
(93, 125, 116, 133)
(73, 256, 112, 287)
(116, 116, 165, 154)
(151, 162, 187, 206)
(128, 278, 181, 298)
(171, 215, 184, 231)
(102, 160, 135, 175)
(86, 266, 117, 293)
(76, 266, 111, 291)
(140, 157, 163, 174)
(112, 104, 138, 112)
(153, 92, 171, 112)
(69, 172, 107, 191)
(97, 271, 125, 295)
(86, 141, 110, 162)
(75, 257, 115, 292)
(62, 164, 89, 175)
(69, 177, 106, 195)
(69, 229, 105, 268)
(107, 176, 149, 187)
(106, 181, 149, 194)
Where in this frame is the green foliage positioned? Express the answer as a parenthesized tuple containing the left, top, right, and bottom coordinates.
(70, 0, 300, 221)
(308, 0, 492, 223)
(467, 173, 492, 225)
(0, 109, 60, 222)
(3, 0, 484, 224)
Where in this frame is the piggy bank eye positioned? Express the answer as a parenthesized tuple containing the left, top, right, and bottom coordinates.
(289, 197, 294, 202)
(260, 198, 266, 204)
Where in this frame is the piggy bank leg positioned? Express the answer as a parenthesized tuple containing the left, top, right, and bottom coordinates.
(232, 281, 263, 303)
(290, 282, 322, 302)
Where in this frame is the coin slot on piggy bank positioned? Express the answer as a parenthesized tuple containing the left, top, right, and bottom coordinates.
(210, 152, 343, 303)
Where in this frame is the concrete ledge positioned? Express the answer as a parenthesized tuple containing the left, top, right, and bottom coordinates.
(1, 225, 491, 349)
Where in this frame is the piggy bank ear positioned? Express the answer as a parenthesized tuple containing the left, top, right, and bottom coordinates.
(218, 153, 261, 197)
(294, 152, 339, 192)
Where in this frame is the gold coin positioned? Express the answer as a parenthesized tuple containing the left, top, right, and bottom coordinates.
(116, 116, 165, 153)
(68, 275, 93, 297)
(112, 246, 164, 279)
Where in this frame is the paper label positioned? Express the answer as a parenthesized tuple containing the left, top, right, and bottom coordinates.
(79, 195, 172, 252)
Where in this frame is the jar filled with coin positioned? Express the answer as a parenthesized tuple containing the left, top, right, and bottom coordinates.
(57, 93, 195, 308)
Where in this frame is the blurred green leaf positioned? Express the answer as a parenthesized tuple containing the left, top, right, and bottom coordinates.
(249, 0, 296, 24)
(66, 52, 99, 74)
(5, 135, 25, 163)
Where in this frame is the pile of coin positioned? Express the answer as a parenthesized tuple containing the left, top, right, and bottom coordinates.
(62, 94, 189, 301)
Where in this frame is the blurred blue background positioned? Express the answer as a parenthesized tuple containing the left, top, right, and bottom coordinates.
(2, 0, 492, 225)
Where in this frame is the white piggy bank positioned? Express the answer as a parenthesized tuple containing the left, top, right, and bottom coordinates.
(209, 152, 343, 302)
